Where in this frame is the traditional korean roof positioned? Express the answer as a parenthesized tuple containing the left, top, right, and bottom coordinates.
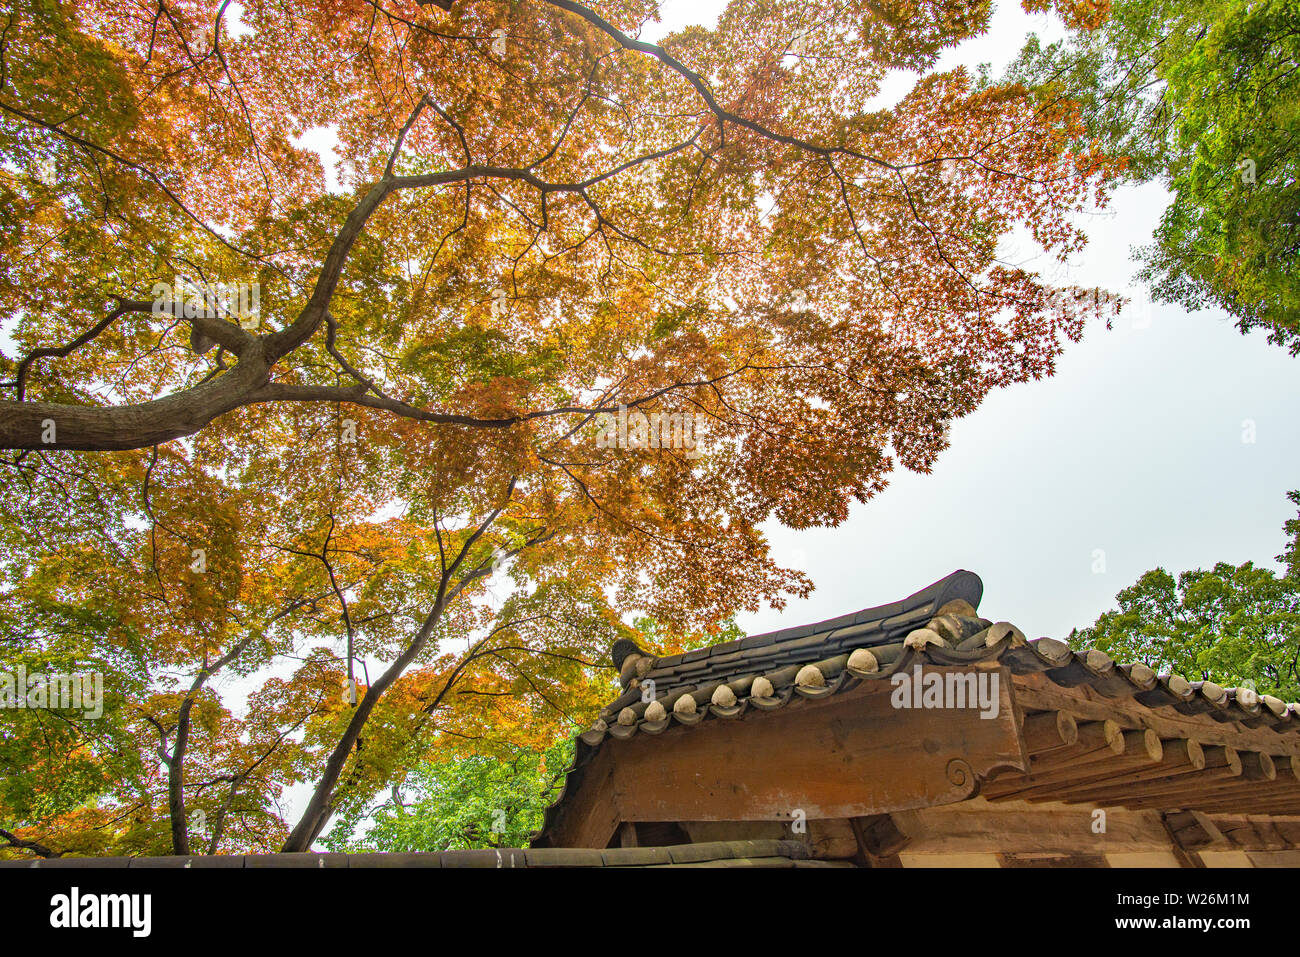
(531, 569, 1300, 847)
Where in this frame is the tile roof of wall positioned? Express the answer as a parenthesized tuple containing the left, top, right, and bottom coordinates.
(532, 569, 1300, 846)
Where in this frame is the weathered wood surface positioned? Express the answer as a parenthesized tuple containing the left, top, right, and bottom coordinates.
(892, 798, 1177, 857)
(537, 745, 623, 848)
(543, 667, 1025, 847)
(852, 813, 911, 857)
(1047, 743, 1238, 805)
(1007, 739, 1205, 803)
(1020, 710, 1078, 753)
(1211, 815, 1300, 850)
(988, 725, 1164, 799)
(1162, 810, 1223, 849)
(1093, 751, 1282, 811)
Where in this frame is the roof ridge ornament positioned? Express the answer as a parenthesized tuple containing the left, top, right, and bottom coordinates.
(610, 638, 649, 669)
(612, 638, 657, 688)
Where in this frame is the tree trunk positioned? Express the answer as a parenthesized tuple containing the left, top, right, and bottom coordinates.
(168, 695, 195, 855)
(282, 601, 447, 851)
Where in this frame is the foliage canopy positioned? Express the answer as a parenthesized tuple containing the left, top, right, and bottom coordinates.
(1, 0, 1120, 856)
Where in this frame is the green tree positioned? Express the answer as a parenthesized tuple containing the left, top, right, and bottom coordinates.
(322, 737, 574, 852)
(1280, 489, 1300, 578)
(1009, 0, 1300, 352)
(1070, 491, 1300, 698)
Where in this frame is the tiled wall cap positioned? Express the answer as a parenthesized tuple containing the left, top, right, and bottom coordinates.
(988, 621, 1026, 647)
(847, 648, 879, 673)
(795, 665, 825, 688)
(751, 676, 775, 699)
(1162, 673, 1193, 697)
(1029, 636, 1072, 665)
(1199, 681, 1228, 705)
(927, 615, 965, 644)
(1261, 694, 1288, 716)
(711, 684, 737, 707)
(1125, 661, 1157, 686)
(904, 627, 945, 650)
(1083, 648, 1116, 673)
(1236, 686, 1260, 708)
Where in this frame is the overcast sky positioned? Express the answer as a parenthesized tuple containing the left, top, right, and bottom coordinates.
(639, 0, 1300, 642)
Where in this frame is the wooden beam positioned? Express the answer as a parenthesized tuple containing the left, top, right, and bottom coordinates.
(849, 813, 911, 866)
(599, 670, 1026, 827)
(984, 720, 1125, 798)
(1185, 756, 1300, 813)
(1020, 710, 1078, 754)
(616, 822, 638, 848)
(988, 728, 1163, 800)
(1162, 810, 1223, 849)
(1160, 814, 1207, 868)
(1014, 739, 1206, 803)
(1210, 816, 1291, 851)
(1046, 745, 1237, 808)
(1189, 791, 1300, 816)
(1101, 751, 1275, 810)
(1037, 742, 1236, 806)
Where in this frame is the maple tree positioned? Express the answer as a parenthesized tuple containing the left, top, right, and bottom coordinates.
(1, 0, 1124, 855)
